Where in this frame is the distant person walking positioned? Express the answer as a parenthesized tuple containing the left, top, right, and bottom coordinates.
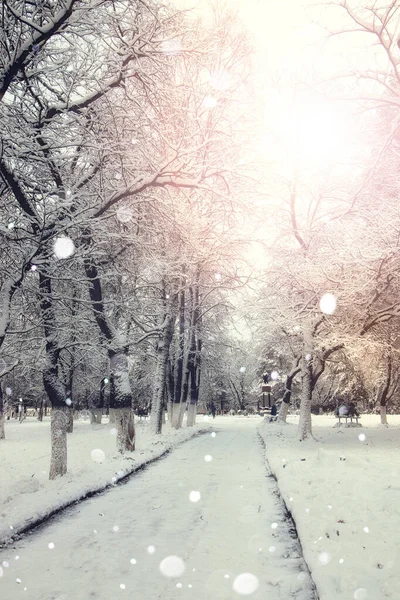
(210, 402, 216, 419)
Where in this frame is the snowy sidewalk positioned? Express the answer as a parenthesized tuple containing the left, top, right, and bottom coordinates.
(0, 417, 209, 546)
(0, 419, 315, 600)
(259, 414, 400, 600)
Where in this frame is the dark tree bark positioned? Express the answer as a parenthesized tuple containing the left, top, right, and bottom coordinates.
(187, 283, 202, 427)
(39, 270, 69, 479)
(0, 384, 5, 440)
(379, 351, 392, 426)
(278, 357, 301, 423)
(82, 230, 135, 451)
(151, 300, 178, 435)
(172, 286, 185, 428)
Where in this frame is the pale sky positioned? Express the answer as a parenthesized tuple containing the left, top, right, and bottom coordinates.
(175, 0, 340, 72)
(175, 0, 394, 80)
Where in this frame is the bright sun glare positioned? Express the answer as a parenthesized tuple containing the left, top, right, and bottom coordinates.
(264, 93, 353, 169)
(284, 103, 347, 161)
(176, 0, 355, 169)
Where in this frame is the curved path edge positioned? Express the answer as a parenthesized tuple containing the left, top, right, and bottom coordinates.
(0, 428, 209, 550)
(257, 430, 320, 600)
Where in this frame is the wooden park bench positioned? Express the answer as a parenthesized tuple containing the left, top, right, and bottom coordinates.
(338, 414, 359, 425)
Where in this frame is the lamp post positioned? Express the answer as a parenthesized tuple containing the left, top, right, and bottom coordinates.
(262, 373, 271, 408)
(239, 367, 246, 410)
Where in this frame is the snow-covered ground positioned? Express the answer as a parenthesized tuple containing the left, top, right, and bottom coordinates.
(0, 417, 314, 600)
(0, 416, 209, 546)
(1, 414, 399, 600)
(259, 413, 400, 600)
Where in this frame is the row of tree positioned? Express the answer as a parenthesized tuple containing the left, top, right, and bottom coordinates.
(0, 0, 257, 476)
(248, 0, 400, 438)
(3, 0, 400, 474)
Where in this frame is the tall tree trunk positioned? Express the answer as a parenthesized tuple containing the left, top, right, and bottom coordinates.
(37, 400, 44, 421)
(150, 307, 176, 435)
(278, 360, 301, 423)
(83, 237, 135, 451)
(187, 403, 197, 427)
(109, 408, 116, 424)
(65, 364, 74, 434)
(379, 351, 391, 426)
(0, 273, 30, 440)
(178, 402, 187, 428)
(187, 358, 200, 427)
(167, 359, 174, 426)
(89, 379, 104, 426)
(380, 405, 388, 425)
(278, 401, 289, 423)
(298, 328, 313, 441)
(66, 406, 74, 433)
(230, 380, 243, 410)
(64, 371, 74, 433)
(172, 287, 185, 429)
(90, 409, 102, 425)
(49, 406, 69, 480)
(0, 384, 5, 440)
(181, 366, 190, 416)
(60, 292, 77, 435)
(92, 376, 107, 426)
(39, 271, 68, 479)
(109, 356, 135, 451)
(43, 370, 68, 480)
(186, 282, 202, 427)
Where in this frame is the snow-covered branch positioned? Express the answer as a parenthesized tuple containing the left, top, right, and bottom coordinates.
(0, 0, 78, 102)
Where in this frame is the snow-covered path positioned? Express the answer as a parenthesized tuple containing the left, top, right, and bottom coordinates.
(0, 419, 316, 600)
